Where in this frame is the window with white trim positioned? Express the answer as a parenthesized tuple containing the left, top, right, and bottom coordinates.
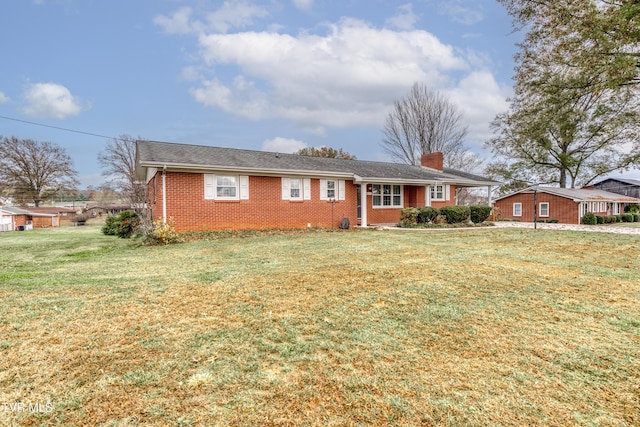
(320, 179, 346, 200)
(513, 202, 522, 217)
(614, 203, 621, 214)
(282, 177, 311, 200)
(430, 184, 450, 201)
(290, 178, 302, 199)
(539, 202, 549, 217)
(372, 184, 402, 208)
(216, 176, 237, 198)
(431, 184, 443, 200)
(327, 180, 336, 199)
(204, 174, 249, 200)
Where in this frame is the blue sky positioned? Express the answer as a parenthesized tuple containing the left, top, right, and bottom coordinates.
(1, 0, 524, 188)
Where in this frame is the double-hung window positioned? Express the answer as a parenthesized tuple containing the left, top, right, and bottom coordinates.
(539, 202, 549, 217)
(513, 202, 522, 217)
(216, 176, 237, 198)
(290, 178, 302, 199)
(320, 179, 346, 200)
(282, 178, 311, 200)
(204, 174, 249, 200)
(372, 184, 402, 208)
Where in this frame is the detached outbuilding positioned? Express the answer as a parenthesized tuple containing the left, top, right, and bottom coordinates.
(493, 186, 640, 224)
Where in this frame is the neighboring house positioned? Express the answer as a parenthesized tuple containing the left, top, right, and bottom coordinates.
(86, 204, 132, 216)
(493, 186, 640, 224)
(0, 206, 60, 231)
(135, 140, 501, 232)
(0, 205, 12, 232)
(27, 207, 79, 226)
(591, 178, 640, 199)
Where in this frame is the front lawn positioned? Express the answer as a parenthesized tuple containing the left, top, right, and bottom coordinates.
(0, 225, 638, 426)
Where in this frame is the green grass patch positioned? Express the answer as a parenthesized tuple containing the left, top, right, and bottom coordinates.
(0, 225, 639, 426)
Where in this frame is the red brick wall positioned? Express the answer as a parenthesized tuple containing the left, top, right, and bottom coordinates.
(366, 185, 438, 224)
(494, 192, 579, 224)
(151, 172, 358, 232)
(148, 172, 463, 230)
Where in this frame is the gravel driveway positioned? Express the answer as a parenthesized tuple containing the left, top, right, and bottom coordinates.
(493, 221, 640, 235)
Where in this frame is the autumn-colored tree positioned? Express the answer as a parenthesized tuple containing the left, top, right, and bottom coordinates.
(296, 146, 357, 160)
(0, 136, 79, 206)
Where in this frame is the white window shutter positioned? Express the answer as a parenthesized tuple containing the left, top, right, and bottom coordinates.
(303, 178, 311, 200)
(320, 179, 327, 201)
(338, 180, 345, 200)
(204, 174, 215, 200)
(445, 185, 451, 201)
(239, 175, 249, 200)
(282, 178, 290, 200)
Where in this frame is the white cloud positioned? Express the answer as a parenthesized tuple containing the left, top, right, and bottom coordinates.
(190, 18, 467, 129)
(21, 82, 88, 119)
(154, 1, 268, 35)
(154, 7, 198, 35)
(386, 4, 419, 30)
(262, 137, 307, 153)
(158, 8, 507, 145)
(0, 92, 9, 103)
(439, 1, 484, 25)
(292, 0, 313, 11)
(445, 70, 511, 147)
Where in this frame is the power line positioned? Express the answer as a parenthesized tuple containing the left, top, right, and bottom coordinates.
(0, 114, 115, 140)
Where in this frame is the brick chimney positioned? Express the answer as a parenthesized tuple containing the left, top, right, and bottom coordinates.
(420, 152, 443, 171)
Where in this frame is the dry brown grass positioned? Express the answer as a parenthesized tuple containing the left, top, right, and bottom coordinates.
(0, 225, 638, 426)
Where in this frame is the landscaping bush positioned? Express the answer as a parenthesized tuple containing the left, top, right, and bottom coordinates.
(616, 215, 623, 222)
(470, 205, 492, 223)
(544, 219, 560, 223)
(634, 213, 640, 222)
(398, 208, 420, 227)
(101, 215, 119, 236)
(101, 210, 140, 238)
(144, 218, 179, 245)
(417, 206, 439, 224)
(581, 212, 597, 225)
(604, 215, 615, 224)
(439, 205, 471, 224)
(624, 204, 639, 213)
(596, 215, 605, 224)
(621, 213, 634, 222)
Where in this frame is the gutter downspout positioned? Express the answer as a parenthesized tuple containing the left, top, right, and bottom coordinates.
(162, 165, 167, 223)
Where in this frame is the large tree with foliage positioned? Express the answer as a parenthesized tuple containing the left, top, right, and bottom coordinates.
(296, 146, 356, 160)
(381, 82, 470, 167)
(499, 0, 640, 91)
(486, 0, 640, 190)
(98, 135, 146, 207)
(0, 136, 79, 206)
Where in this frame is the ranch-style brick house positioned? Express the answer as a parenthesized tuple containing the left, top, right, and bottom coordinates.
(135, 140, 500, 232)
(493, 186, 640, 224)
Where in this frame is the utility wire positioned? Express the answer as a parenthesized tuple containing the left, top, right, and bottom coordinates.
(0, 114, 116, 140)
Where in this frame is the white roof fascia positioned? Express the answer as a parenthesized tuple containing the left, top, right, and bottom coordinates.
(139, 161, 355, 180)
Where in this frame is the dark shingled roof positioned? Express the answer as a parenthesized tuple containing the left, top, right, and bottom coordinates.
(136, 140, 500, 186)
(593, 177, 640, 187)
